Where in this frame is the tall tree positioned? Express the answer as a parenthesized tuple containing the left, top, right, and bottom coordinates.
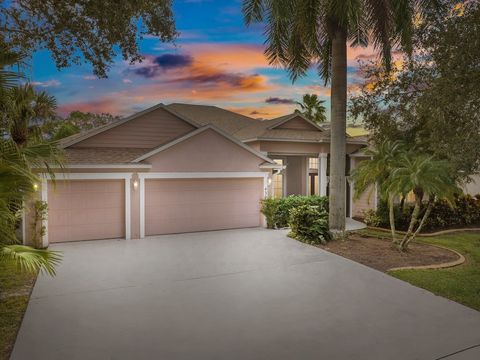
(350, 1, 480, 182)
(296, 94, 327, 123)
(2, 84, 57, 147)
(43, 111, 120, 140)
(0, 1, 177, 77)
(0, 48, 62, 275)
(242, 0, 440, 234)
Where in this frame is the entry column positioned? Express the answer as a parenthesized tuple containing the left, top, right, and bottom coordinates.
(319, 153, 328, 196)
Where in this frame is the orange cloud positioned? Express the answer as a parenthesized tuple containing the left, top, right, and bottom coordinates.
(228, 103, 297, 119)
(184, 43, 269, 71)
(59, 98, 123, 115)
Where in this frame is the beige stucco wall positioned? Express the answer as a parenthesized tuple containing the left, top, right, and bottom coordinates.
(352, 185, 376, 218)
(72, 108, 195, 149)
(147, 129, 265, 172)
(259, 141, 329, 155)
(130, 175, 140, 239)
(256, 141, 363, 156)
(463, 174, 480, 196)
(351, 157, 376, 217)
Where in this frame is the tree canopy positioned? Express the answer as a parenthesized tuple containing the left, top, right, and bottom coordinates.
(0, 0, 177, 77)
(350, 1, 480, 180)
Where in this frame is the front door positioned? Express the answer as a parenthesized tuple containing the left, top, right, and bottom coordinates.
(309, 173, 318, 195)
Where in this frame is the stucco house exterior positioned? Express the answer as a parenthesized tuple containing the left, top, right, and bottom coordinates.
(25, 103, 375, 246)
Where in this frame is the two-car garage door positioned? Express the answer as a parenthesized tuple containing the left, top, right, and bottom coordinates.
(46, 177, 263, 242)
(145, 178, 263, 236)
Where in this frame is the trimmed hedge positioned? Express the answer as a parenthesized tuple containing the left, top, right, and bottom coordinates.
(260, 195, 329, 229)
(364, 194, 480, 232)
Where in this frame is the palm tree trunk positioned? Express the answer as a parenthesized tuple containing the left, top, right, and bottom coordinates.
(408, 198, 434, 245)
(388, 194, 396, 243)
(399, 196, 422, 251)
(328, 28, 347, 236)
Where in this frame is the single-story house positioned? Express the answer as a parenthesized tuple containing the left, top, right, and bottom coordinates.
(24, 103, 377, 246)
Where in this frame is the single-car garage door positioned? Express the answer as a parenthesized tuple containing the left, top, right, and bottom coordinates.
(48, 180, 125, 243)
(145, 178, 263, 236)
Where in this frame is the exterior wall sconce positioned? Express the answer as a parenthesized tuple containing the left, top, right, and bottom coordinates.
(267, 177, 272, 186)
(133, 180, 138, 190)
(33, 183, 39, 191)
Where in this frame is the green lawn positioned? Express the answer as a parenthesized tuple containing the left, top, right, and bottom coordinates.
(0, 261, 36, 360)
(389, 232, 480, 311)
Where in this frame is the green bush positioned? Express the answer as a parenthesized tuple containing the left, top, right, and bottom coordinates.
(276, 195, 328, 228)
(288, 205, 330, 244)
(362, 209, 381, 227)
(261, 195, 328, 229)
(370, 194, 480, 232)
(260, 198, 279, 229)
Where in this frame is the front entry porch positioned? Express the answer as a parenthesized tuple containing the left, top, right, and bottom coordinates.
(270, 154, 354, 217)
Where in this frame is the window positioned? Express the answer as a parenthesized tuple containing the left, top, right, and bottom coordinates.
(309, 157, 319, 170)
(272, 159, 284, 198)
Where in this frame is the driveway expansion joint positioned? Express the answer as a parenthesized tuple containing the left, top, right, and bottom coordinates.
(434, 343, 480, 359)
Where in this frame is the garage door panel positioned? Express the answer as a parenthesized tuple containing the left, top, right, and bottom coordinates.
(147, 191, 257, 207)
(48, 180, 125, 243)
(145, 178, 262, 235)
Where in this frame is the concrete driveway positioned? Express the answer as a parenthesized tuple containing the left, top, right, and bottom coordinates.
(12, 228, 480, 360)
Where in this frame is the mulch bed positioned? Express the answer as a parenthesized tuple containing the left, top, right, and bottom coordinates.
(317, 235, 459, 272)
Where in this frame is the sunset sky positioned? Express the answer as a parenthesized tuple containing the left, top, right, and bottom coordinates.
(29, 0, 378, 120)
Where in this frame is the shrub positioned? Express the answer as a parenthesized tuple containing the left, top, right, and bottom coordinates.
(288, 205, 330, 244)
(275, 195, 328, 228)
(369, 194, 480, 232)
(260, 195, 329, 229)
(260, 198, 279, 229)
(362, 209, 381, 227)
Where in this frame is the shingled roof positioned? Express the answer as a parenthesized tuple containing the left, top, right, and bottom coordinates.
(166, 103, 255, 134)
(60, 103, 367, 163)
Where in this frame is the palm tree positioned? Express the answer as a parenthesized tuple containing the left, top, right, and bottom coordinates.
(0, 47, 62, 275)
(0, 46, 25, 90)
(388, 154, 459, 250)
(351, 140, 406, 241)
(296, 94, 327, 123)
(243, 0, 441, 235)
(0, 139, 62, 275)
(4, 84, 57, 147)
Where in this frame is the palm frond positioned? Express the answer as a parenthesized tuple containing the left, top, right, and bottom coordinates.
(0, 47, 25, 89)
(0, 245, 62, 276)
(242, 0, 265, 24)
(365, 0, 394, 71)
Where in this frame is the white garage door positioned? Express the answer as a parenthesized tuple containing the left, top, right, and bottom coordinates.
(145, 178, 263, 236)
(48, 180, 125, 242)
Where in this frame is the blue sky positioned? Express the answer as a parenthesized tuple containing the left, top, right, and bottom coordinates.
(29, 0, 375, 119)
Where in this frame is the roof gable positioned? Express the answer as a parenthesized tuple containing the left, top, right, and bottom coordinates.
(268, 113, 324, 131)
(133, 125, 275, 164)
(61, 104, 199, 149)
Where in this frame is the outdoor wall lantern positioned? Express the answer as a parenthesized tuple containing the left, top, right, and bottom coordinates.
(133, 180, 139, 190)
